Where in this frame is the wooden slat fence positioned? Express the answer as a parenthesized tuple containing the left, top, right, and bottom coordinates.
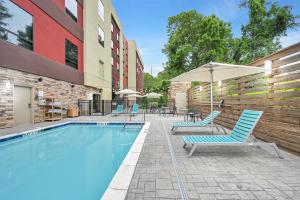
(188, 43, 300, 154)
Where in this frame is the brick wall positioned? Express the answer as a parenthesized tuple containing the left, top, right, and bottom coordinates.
(0, 67, 100, 128)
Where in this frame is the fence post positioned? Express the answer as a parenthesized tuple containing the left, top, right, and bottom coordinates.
(238, 77, 245, 113)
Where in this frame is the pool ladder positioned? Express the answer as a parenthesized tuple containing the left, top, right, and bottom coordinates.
(123, 121, 143, 129)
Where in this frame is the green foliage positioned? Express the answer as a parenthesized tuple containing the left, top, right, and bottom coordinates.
(144, 0, 299, 99)
(237, 0, 300, 64)
(162, 11, 233, 77)
(162, 0, 299, 75)
(143, 72, 171, 106)
(144, 71, 171, 95)
(0, 0, 12, 40)
(17, 24, 33, 49)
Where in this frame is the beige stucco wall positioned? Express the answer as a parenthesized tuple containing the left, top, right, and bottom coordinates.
(128, 40, 137, 91)
(84, 0, 123, 100)
(128, 40, 144, 92)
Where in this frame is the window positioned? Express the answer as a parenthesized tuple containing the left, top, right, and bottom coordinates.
(98, 0, 104, 21)
(65, 0, 77, 22)
(0, 0, 33, 50)
(65, 40, 78, 69)
(116, 33, 119, 41)
(111, 40, 113, 49)
(111, 57, 113, 65)
(111, 24, 113, 32)
(98, 26, 104, 47)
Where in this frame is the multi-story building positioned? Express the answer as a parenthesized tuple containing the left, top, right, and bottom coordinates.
(111, 14, 122, 98)
(123, 34, 129, 89)
(84, 0, 123, 101)
(0, 0, 143, 128)
(0, 0, 101, 128)
(128, 40, 144, 94)
(84, 0, 111, 102)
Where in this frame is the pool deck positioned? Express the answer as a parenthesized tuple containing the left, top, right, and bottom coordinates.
(1, 114, 300, 200)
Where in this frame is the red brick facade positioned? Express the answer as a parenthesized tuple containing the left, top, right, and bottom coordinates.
(111, 16, 120, 92)
(136, 53, 144, 94)
(123, 35, 128, 88)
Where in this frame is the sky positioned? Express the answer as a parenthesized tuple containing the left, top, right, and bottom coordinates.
(112, 0, 300, 76)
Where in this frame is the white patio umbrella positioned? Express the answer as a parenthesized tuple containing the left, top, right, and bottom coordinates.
(144, 92, 162, 99)
(115, 89, 139, 95)
(115, 89, 139, 112)
(171, 62, 266, 123)
(127, 94, 144, 98)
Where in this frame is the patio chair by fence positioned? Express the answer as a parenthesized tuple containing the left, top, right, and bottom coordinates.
(182, 110, 282, 158)
(171, 111, 221, 134)
(111, 105, 123, 116)
(130, 104, 139, 116)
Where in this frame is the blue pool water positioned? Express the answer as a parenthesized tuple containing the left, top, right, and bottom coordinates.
(0, 124, 141, 200)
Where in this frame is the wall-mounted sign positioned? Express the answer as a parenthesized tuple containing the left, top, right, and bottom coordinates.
(38, 90, 44, 97)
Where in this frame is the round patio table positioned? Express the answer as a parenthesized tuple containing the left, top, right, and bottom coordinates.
(179, 108, 189, 121)
(188, 112, 201, 122)
(160, 106, 169, 116)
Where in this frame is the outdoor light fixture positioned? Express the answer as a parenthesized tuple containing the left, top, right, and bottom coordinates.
(264, 60, 272, 75)
(199, 85, 202, 92)
(5, 80, 11, 89)
(38, 77, 43, 82)
(218, 81, 222, 87)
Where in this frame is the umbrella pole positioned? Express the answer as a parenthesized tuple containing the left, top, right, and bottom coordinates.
(210, 68, 214, 126)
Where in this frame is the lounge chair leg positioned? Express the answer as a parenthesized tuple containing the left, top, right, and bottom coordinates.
(188, 145, 197, 157)
(253, 143, 283, 159)
(215, 126, 220, 134)
(172, 127, 177, 134)
(183, 142, 187, 149)
(220, 126, 227, 134)
(271, 143, 283, 159)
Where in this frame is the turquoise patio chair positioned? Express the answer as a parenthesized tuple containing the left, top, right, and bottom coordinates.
(171, 111, 221, 134)
(111, 105, 124, 116)
(182, 109, 282, 158)
(129, 104, 139, 116)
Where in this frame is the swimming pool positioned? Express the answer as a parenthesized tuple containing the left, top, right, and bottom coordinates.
(0, 122, 145, 200)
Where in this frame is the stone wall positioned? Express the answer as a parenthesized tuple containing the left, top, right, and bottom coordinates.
(0, 67, 100, 128)
(168, 82, 191, 100)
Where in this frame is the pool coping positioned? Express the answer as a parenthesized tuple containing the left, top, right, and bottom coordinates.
(0, 121, 146, 143)
(101, 121, 151, 200)
(0, 120, 151, 200)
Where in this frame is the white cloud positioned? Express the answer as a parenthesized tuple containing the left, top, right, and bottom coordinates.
(279, 31, 300, 48)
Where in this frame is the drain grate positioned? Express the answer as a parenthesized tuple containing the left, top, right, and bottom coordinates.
(161, 121, 189, 200)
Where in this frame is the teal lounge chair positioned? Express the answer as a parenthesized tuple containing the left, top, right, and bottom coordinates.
(171, 111, 221, 134)
(129, 104, 139, 116)
(111, 105, 123, 116)
(183, 110, 282, 158)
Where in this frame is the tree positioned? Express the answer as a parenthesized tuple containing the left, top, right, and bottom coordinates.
(0, 0, 12, 40)
(17, 24, 33, 50)
(143, 73, 155, 93)
(162, 1, 299, 72)
(162, 11, 233, 77)
(236, 0, 299, 63)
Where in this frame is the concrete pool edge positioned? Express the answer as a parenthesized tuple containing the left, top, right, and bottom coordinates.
(0, 121, 145, 142)
(101, 122, 151, 200)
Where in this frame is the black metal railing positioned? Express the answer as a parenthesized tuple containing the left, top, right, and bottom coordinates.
(78, 99, 176, 116)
